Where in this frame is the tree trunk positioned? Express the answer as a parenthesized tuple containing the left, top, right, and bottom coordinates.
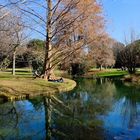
(128, 66, 136, 74)
(43, 0, 53, 79)
(12, 48, 16, 75)
(100, 65, 102, 71)
(43, 97, 52, 140)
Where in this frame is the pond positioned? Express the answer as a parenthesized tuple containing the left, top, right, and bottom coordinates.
(0, 77, 140, 140)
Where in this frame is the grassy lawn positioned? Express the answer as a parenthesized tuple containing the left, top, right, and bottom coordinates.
(85, 68, 128, 78)
(0, 69, 76, 101)
(95, 70, 128, 77)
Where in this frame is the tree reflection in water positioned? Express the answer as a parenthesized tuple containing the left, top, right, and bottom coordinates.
(0, 97, 45, 139)
(114, 81, 140, 129)
(100, 78, 140, 139)
(0, 77, 140, 139)
(0, 101, 18, 140)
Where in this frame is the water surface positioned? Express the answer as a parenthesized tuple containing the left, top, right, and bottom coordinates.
(0, 77, 140, 140)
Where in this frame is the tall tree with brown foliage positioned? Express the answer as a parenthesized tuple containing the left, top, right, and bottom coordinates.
(4, 0, 106, 79)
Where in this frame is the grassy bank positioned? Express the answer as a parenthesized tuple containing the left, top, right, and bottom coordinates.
(85, 69, 128, 78)
(95, 70, 128, 77)
(0, 69, 76, 101)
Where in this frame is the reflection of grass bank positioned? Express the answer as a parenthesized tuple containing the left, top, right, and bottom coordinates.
(122, 74, 140, 84)
(84, 69, 128, 78)
(0, 69, 76, 101)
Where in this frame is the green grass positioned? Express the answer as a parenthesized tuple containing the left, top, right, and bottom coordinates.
(0, 69, 76, 100)
(96, 70, 128, 77)
(85, 68, 128, 78)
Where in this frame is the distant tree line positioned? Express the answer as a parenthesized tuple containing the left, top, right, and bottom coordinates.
(1, 34, 140, 75)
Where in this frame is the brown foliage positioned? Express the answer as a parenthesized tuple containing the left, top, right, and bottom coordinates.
(2, 0, 107, 78)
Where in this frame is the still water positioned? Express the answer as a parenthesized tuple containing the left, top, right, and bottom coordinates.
(0, 77, 140, 140)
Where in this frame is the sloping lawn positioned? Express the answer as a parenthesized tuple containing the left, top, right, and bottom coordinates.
(0, 69, 76, 100)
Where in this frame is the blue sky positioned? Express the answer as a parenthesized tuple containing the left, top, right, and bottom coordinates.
(1, 0, 139, 43)
(102, 0, 140, 43)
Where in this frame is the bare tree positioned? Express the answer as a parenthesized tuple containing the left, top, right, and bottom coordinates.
(11, 19, 26, 75)
(119, 31, 140, 74)
(92, 45, 115, 70)
(3, 0, 106, 79)
(0, 8, 27, 73)
(0, 8, 17, 69)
